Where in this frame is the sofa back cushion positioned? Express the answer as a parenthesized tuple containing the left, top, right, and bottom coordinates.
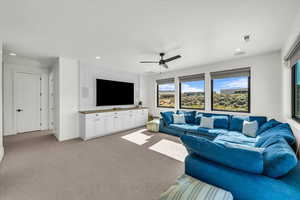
(203, 113, 230, 129)
(181, 134, 264, 174)
(229, 115, 267, 132)
(255, 123, 296, 147)
(260, 136, 298, 178)
(195, 112, 204, 125)
(177, 110, 196, 124)
(257, 119, 281, 135)
(160, 111, 174, 126)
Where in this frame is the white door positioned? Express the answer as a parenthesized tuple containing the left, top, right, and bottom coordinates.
(14, 72, 41, 133)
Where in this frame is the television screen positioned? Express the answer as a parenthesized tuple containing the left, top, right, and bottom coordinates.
(96, 79, 134, 106)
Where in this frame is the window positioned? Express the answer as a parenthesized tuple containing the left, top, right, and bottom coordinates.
(179, 74, 205, 109)
(211, 68, 250, 113)
(157, 78, 175, 108)
(292, 61, 300, 121)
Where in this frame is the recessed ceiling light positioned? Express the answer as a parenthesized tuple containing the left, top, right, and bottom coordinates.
(9, 52, 17, 56)
(235, 48, 242, 52)
(95, 56, 101, 60)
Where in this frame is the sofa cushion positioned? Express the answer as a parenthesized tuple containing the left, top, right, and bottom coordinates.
(177, 110, 196, 124)
(229, 116, 249, 132)
(169, 124, 199, 133)
(257, 119, 281, 135)
(230, 115, 267, 132)
(160, 111, 174, 126)
(181, 135, 264, 174)
(203, 113, 230, 129)
(195, 112, 204, 125)
(260, 136, 298, 178)
(214, 131, 259, 147)
(249, 116, 267, 128)
(255, 123, 296, 147)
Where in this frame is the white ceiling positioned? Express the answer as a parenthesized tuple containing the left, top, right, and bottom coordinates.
(0, 0, 299, 74)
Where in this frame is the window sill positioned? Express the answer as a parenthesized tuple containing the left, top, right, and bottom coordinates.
(179, 107, 205, 111)
(212, 109, 250, 114)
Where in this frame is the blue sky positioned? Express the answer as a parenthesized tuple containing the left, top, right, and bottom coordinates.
(159, 76, 248, 93)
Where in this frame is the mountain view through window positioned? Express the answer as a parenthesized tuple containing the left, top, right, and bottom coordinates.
(158, 83, 175, 107)
(212, 76, 249, 112)
(180, 80, 205, 109)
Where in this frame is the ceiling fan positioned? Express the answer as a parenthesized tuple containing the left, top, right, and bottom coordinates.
(140, 53, 181, 69)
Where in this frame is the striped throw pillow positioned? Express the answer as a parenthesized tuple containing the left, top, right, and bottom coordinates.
(160, 174, 233, 200)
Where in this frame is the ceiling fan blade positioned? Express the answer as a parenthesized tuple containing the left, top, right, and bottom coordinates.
(162, 63, 168, 69)
(164, 55, 181, 63)
(140, 61, 159, 63)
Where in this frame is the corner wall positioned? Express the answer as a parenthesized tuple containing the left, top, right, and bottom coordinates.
(56, 57, 79, 141)
(145, 51, 283, 120)
(282, 9, 300, 150)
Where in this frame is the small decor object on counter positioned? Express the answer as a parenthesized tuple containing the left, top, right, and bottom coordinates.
(147, 119, 160, 132)
(160, 174, 233, 200)
(138, 101, 143, 108)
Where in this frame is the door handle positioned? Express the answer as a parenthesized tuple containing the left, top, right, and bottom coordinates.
(16, 109, 23, 112)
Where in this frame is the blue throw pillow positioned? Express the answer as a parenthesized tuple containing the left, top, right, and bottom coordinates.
(260, 136, 297, 178)
(213, 115, 230, 129)
(195, 112, 203, 125)
(249, 116, 267, 127)
(257, 119, 281, 135)
(255, 123, 296, 147)
(177, 110, 196, 124)
(181, 134, 264, 174)
(160, 111, 174, 126)
(229, 116, 249, 132)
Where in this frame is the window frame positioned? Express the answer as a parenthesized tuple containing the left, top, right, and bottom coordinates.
(156, 83, 175, 108)
(291, 65, 300, 122)
(179, 81, 205, 110)
(211, 76, 251, 113)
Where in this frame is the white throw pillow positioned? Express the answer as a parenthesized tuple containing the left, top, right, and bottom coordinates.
(243, 120, 258, 137)
(199, 117, 214, 129)
(173, 114, 186, 124)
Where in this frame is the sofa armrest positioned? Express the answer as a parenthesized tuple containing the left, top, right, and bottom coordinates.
(181, 134, 264, 174)
(185, 154, 300, 200)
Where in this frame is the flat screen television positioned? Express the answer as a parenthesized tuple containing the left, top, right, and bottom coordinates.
(96, 79, 134, 106)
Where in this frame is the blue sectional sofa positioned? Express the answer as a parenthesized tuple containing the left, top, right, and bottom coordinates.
(159, 110, 300, 200)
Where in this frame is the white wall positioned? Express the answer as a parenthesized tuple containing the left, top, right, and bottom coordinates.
(145, 51, 282, 120)
(55, 57, 79, 141)
(3, 56, 49, 136)
(79, 62, 140, 110)
(282, 9, 300, 145)
(0, 42, 4, 162)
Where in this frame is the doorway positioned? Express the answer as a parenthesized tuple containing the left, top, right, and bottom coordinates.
(14, 72, 41, 133)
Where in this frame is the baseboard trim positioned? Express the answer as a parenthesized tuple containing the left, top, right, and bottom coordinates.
(0, 146, 4, 163)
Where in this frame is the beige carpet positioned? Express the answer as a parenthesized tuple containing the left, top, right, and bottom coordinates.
(0, 128, 186, 200)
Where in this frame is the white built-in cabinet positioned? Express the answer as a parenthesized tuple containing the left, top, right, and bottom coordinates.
(80, 108, 148, 140)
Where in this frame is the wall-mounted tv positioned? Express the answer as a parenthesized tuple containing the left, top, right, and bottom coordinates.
(96, 79, 134, 106)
